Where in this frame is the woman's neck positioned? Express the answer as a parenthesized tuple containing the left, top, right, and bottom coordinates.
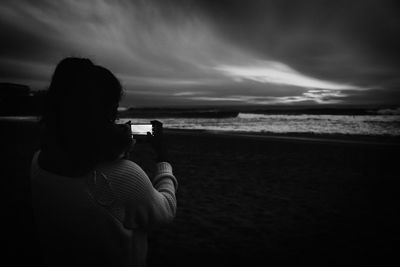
(38, 133, 90, 177)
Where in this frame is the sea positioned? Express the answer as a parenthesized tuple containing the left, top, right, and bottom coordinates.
(3, 112, 400, 136)
(118, 113, 400, 136)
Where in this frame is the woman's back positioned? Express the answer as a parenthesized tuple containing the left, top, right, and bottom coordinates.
(31, 150, 177, 267)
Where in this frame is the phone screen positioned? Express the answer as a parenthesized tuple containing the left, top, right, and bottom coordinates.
(130, 124, 152, 135)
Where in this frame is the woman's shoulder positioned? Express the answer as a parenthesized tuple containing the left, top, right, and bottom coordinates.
(97, 159, 147, 178)
(96, 159, 152, 199)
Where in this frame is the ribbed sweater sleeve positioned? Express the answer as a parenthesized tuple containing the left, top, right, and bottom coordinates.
(97, 160, 178, 229)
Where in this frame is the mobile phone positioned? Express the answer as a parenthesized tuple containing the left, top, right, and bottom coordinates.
(130, 123, 153, 136)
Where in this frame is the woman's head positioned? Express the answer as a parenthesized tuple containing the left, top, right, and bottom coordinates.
(41, 57, 130, 171)
(42, 57, 122, 127)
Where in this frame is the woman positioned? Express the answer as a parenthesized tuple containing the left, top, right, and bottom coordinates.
(30, 57, 177, 267)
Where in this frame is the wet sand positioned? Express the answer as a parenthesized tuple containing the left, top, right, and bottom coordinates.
(3, 119, 399, 266)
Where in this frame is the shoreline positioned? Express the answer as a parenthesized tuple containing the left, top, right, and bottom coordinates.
(165, 128, 400, 146)
(1, 116, 399, 146)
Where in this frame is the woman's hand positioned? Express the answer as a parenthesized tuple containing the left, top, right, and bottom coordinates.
(115, 120, 135, 159)
(147, 120, 168, 162)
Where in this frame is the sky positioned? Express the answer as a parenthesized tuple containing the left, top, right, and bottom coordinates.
(0, 0, 399, 107)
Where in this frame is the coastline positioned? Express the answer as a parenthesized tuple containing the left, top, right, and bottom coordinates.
(2, 116, 398, 146)
(165, 128, 400, 146)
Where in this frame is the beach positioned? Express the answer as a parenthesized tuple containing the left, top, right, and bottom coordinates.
(4, 119, 399, 266)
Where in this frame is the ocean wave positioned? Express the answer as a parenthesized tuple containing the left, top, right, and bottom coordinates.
(376, 107, 400, 115)
(120, 114, 400, 136)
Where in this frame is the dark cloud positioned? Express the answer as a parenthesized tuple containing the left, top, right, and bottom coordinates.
(0, 0, 399, 106)
(194, 0, 400, 84)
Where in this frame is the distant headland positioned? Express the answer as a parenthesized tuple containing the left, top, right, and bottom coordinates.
(118, 108, 239, 118)
(0, 83, 45, 116)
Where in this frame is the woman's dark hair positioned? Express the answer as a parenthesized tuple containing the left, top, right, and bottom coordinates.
(41, 57, 131, 172)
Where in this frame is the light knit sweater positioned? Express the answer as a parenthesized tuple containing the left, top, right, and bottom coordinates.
(30, 151, 178, 267)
